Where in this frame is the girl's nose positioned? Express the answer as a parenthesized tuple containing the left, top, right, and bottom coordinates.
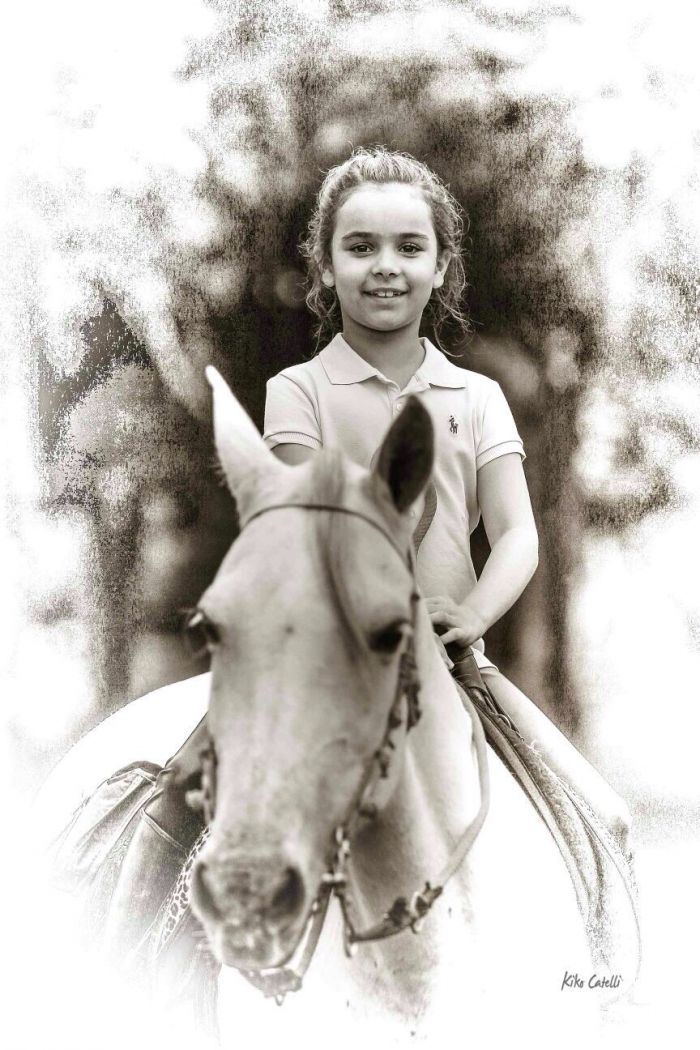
(372, 250, 400, 277)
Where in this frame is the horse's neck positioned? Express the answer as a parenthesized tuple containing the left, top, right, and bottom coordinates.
(314, 617, 590, 1026)
(353, 617, 480, 881)
(341, 614, 481, 1010)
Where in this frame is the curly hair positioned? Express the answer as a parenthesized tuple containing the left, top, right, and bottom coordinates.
(300, 146, 471, 353)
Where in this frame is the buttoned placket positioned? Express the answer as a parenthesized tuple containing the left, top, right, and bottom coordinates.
(384, 371, 431, 411)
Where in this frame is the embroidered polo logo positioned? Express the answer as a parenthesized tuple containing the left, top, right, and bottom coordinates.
(449, 415, 458, 434)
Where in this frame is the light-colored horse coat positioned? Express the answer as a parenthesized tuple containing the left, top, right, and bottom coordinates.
(35, 371, 601, 1048)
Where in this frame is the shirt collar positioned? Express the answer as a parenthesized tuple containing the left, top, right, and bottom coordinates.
(414, 338, 468, 389)
(319, 333, 467, 389)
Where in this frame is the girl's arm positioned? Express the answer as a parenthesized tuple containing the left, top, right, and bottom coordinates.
(271, 443, 317, 466)
(427, 452, 538, 647)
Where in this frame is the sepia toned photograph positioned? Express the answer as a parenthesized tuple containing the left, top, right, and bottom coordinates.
(2, 1, 698, 1047)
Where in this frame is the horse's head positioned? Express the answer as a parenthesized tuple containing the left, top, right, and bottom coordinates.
(189, 367, 434, 970)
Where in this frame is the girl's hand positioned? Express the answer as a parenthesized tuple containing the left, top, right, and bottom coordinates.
(425, 596, 486, 649)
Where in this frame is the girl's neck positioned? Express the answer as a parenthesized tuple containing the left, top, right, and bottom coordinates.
(341, 318, 425, 390)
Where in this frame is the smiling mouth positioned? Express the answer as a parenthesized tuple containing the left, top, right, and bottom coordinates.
(364, 290, 407, 298)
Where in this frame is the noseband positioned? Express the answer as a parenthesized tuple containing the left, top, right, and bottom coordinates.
(192, 498, 491, 1004)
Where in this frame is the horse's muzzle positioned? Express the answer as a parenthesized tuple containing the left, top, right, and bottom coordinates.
(190, 850, 307, 966)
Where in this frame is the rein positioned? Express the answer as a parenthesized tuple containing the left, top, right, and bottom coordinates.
(195, 499, 491, 1004)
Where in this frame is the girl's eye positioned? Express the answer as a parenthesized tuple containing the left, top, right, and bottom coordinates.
(348, 243, 422, 255)
(184, 608, 220, 656)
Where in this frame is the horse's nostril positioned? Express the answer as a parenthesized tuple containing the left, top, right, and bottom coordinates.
(268, 866, 305, 922)
(191, 861, 222, 922)
(191, 855, 305, 930)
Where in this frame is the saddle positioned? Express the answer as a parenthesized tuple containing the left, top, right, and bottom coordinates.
(49, 651, 641, 1014)
(450, 651, 641, 988)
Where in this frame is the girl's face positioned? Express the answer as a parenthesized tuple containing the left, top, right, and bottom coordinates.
(322, 182, 450, 337)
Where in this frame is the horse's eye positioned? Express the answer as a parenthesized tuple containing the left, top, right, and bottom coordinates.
(369, 621, 408, 655)
(184, 609, 220, 656)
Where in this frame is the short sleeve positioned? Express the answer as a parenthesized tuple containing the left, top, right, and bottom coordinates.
(263, 373, 322, 451)
(475, 382, 525, 470)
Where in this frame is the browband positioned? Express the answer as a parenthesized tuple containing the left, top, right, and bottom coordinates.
(242, 501, 411, 566)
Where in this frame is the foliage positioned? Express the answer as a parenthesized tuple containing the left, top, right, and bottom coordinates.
(3, 0, 698, 715)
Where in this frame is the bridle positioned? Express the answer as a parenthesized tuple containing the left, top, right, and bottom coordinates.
(192, 498, 491, 1005)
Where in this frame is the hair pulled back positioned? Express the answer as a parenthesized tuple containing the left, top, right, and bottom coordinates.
(300, 146, 470, 351)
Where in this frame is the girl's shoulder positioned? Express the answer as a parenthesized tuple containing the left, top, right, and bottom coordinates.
(463, 370, 508, 411)
(421, 344, 506, 403)
(267, 334, 363, 391)
(454, 366, 503, 394)
(266, 354, 325, 390)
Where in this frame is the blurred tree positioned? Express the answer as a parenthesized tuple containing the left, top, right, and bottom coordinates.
(11, 0, 697, 728)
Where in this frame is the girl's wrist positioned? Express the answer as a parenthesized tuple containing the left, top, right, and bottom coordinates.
(459, 601, 489, 642)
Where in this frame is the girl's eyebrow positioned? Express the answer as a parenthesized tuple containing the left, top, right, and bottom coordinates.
(340, 231, 431, 241)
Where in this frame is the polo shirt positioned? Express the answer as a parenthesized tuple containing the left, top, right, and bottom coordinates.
(263, 333, 525, 667)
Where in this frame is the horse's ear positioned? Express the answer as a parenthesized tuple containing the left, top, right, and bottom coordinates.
(373, 397, 434, 514)
(206, 366, 286, 496)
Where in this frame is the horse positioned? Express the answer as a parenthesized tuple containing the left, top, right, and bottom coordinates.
(34, 367, 617, 1049)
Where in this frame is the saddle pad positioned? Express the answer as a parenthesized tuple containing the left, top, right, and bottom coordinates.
(49, 762, 162, 938)
(458, 680, 642, 991)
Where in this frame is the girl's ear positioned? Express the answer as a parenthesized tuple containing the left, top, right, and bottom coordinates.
(321, 267, 335, 289)
(372, 397, 434, 514)
(433, 248, 451, 290)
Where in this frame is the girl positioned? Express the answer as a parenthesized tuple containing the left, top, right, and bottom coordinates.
(263, 146, 630, 846)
